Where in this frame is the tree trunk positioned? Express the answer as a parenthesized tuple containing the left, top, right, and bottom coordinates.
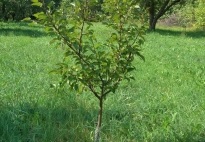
(149, 18, 157, 31)
(147, 0, 182, 31)
(148, 0, 156, 31)
(94, 98, 103, 142)
(2, 2, 7, 21)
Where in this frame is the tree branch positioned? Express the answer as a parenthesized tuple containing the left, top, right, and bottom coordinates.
(164, 0, 181, 12)
(155, 0, 181, 20)
(79, 20, 85, 54)
(52, 24, 91, 68)
(88, 83, 101, 100)
(155, 0, 170, 20)
(79, 0, 87, 54)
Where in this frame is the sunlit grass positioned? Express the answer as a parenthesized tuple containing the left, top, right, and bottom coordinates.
(0, 22, 205, 141)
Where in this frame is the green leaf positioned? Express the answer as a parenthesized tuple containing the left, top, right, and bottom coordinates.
(32, 2, 42, 7)
(48, 1, 55, 8)
(31, 0, 39, 2)
(34, 12, 46, 20)
(22, 17, 31, 21)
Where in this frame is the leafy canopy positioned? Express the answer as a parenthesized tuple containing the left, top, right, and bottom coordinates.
(33, 0, 145, 98)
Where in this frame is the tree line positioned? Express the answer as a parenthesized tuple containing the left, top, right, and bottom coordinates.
(0, 0, 62, 21)
(0, 0, 204, 30)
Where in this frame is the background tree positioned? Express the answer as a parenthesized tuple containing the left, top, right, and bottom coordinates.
(32, 0, 145, 141)
(0, 0, 31, 21)
(195, 0, 205, 29)
(60, 0, 103, 21)
(170, 0, 205, 30)
(140, 0, 187, 30)
(0, 0, 62, 21)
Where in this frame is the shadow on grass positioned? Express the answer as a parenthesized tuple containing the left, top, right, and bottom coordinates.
(0, 95, 95, 141)
(148, 29, 205, 38)
(0, 22, 50, 37)
(0, 28, 49, 37)
(1, 96, 205, 142)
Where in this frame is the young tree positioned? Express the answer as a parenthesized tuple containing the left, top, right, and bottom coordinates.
(140, 0, 187, 30)
(31, 0, 145, 141)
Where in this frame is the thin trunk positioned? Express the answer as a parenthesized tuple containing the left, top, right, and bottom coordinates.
(94, 98, 103, 142)
(2, 2, 7, 21)
(2, 2, 5, 15)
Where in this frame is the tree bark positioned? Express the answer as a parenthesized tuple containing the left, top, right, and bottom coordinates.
(94, 98, 103, 142)
(148, 0, 156, 30)
(149, 18, 157, 31)
(2, 2, 7, 21)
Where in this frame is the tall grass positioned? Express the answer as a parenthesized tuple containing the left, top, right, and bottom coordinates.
(0, 22, 205, 142)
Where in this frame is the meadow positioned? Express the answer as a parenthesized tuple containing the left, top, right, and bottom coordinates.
(0, 22, 205, 142)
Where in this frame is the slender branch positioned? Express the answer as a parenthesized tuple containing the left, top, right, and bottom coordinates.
(155, 0, 170, 20)
(102, 78, 122, 98)
(88, 84, 100, 100)
(119, 14, 123, 50)
(79, 20, 85, 54)
(79, 1, 87, 54)
(164, 0, 181, 12)
(130, 32, 140, 47)
(103, 90, 112, 97)
(52, 25, 91, 68)
(99, 76, 105, 91)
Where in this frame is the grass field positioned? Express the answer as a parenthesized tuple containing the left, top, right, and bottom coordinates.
(0, 22, 205, 142)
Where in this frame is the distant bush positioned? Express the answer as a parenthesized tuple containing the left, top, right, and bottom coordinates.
(158, 0, 205, 30)
(0, 0, 62, 21)
(195, 0, 205, 30)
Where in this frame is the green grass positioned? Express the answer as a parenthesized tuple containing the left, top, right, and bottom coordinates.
(0, 22, 205, 142)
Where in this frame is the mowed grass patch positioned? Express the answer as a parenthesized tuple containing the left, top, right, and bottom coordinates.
(0, 22, 205, 141)
(122, 32, 205, 141)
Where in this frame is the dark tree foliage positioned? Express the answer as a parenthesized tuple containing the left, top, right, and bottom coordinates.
(0, 0, 62, 21)
(60, 0, 104, 22)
